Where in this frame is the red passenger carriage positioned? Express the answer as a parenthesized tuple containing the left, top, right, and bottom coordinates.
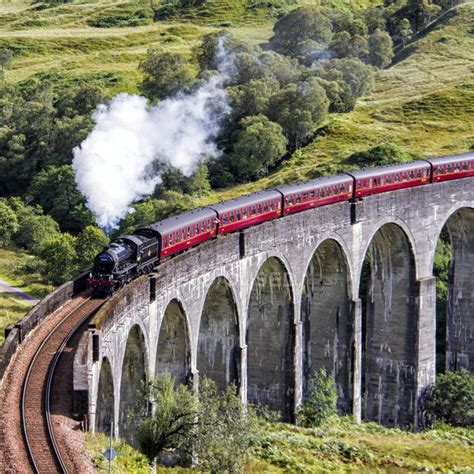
(427, 153, 474, 182)
(208, 190, 282, 235)
(136, 208, 218, 259)
(275, 174, 353, 215)
(347, 161, 431, 198)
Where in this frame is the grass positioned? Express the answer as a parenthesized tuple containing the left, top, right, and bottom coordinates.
(85, 431, 155, 473)
(249, 418, 474, 472)
(0, 247, 53, 299)
(85, 417, 474, 473)
(0, 247, 52, 344)
(0, 293, 35, 345)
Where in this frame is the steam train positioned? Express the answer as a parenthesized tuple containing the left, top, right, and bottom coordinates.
(88, 152, 474, 294)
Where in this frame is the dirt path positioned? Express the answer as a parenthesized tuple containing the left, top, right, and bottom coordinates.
(0, 278, 40, 305)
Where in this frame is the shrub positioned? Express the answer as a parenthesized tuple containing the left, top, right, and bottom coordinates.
(422, 369, 474, 427)
(297, 368, 338, 427)
(136, 374, 254, 470)
(0, 200, 19, 247)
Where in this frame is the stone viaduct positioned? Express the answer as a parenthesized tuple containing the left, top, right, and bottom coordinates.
(73, 177, 474, 441)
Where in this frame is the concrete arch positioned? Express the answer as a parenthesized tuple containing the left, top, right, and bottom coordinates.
(358, 216, 419, 286)
(119, 324, 147, 444)
(301, 238, 353, 414)
(197, 277, 240, 390)
(360, 223, 417, 427)
(95, 357, 114, 434)
(247, 256, 295, 421)
(432, 206, 474, 373)
(156, 299, 191, 386)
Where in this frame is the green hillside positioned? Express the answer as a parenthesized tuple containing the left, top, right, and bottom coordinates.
(196, 1, 474, 203)
(2, 0, 471, 208)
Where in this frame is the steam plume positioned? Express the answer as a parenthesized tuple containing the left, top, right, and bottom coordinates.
(73, 38, 232, 230)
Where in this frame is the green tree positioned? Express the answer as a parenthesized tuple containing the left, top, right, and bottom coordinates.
(136, 375, 254, 470)
(368, 29, 394, 68)
(228, 77, 280, 122)
(76, 225, 109, 270)
(231, 114, 288, 181)
(269, 7, 333, 58)
(311, 58, 374, 111)
(268, 78, 329, 149)
(14, 211, 60, 252)
(136, 373, 198, 464)
(27, 165, 94, 233)
(140, 50, 193, 100)
(0, 48, 12, 72)
(194, 379, 254, 473)
(405, 0, 441, 33)
(393, 18, 413, 47)
(422, 369, 474, 427)
(36, 233, 78, 285)
(297, 368, 338, 427)
(0, 200, 18, 247)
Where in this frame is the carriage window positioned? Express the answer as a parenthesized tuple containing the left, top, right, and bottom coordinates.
(270, 201, 275, 210)
(373, 178, 377, 186)
(258, 204, 262, 213)
(252, 206, 256, 215)
(295, 195, 300, 203)
(237, 210, 241, 220)
(402, 172, 408, 181)
(447, 164, 452, 172)
(230, 213, 234, 222)
(320, 188, 325, 198)
(176, 232, 180, 242)
(409, 170, 414, 179)
(340, 184, 345, 193)
(386, 175, 391, 183)
(310, 190, 315, 197)
(369, 178, 373, 187)
(438, 165, 444, 174)
(264, 202, 269, 212)
(224, 214, 229, 224)
(455, 163, 460, 171)
(182, 229, 186, 239)
(243, 208, 247, 218)
(333, 185, 338, 194)
(463, 161, 469, 170)
(303, 193, 308, 199)
(417, 169, 422, 178)
(201, 222, 205, 232)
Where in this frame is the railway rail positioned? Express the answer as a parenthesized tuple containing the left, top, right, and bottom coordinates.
(20, 295, 104, 473)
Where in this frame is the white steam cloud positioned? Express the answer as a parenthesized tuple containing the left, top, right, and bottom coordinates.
(73, 38, 232, 230)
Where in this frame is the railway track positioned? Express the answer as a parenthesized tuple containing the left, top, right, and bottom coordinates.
(20, 295, 104, 473)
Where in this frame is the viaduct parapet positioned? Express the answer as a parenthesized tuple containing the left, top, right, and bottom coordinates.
(74, 178, 474, 440)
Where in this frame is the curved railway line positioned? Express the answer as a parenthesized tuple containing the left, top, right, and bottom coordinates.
(20, 295, 104, 473)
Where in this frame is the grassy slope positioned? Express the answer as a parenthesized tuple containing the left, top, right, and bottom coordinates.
(198, 2, 474, 203)
(0, 248, 53, 344)
(85, 418, 474, 473)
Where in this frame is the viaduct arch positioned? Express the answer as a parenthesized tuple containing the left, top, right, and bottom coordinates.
(80, 177, 474, 440)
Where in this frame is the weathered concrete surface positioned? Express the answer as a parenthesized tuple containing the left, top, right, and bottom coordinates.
(78, 177, 474, 439)
(302, 239, 352, 415)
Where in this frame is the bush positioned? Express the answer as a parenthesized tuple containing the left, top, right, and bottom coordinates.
(346, 142, 417, 168)
(36, 233, 78, 285)
(297, 368, 337, 427)
(136, 374, 254, 470)
(0, 200, 19, 247)
(422, 369, 474, 427)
